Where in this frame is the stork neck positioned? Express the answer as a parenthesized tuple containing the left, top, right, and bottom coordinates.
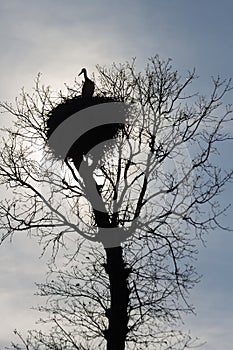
(83, 69, 88, 79)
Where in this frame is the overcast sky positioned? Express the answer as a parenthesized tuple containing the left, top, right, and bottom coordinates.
(0, 1, 233, 349)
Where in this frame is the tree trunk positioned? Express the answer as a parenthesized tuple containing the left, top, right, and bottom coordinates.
(75, 160, 130, 349)
(104, 246, 130, 350)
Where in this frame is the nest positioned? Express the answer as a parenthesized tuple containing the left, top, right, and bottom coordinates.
(46, 95, 126, 169)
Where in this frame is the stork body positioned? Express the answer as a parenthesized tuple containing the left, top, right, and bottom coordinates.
(78, 68, 95, 98)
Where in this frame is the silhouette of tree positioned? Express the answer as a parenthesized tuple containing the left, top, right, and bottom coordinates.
(0, 56, 233, 350)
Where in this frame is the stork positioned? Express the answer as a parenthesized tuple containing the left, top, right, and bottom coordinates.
(78, 68, 95, 98)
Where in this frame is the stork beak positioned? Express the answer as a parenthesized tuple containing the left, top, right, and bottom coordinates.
(78, 70, 82, 76)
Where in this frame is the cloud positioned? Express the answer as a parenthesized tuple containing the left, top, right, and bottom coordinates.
(0, 235, 49, 347)
(0, 1, 233, 348)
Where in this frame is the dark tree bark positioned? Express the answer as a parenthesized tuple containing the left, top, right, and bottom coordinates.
(104, 246, 130, 350)
(76, 158, 130, 350)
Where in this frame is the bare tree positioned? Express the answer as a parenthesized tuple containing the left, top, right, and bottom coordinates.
(0, 56, 233, 350)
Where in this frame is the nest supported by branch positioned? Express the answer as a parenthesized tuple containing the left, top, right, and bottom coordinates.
(46, 95, 126, 168)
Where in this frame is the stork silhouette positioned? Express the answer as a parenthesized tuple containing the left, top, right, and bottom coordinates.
(78, 68, 95, 98)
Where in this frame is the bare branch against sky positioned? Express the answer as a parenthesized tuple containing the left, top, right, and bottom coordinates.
(0, 1, 233, 349)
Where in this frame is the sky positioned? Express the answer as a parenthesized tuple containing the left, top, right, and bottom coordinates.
(0, 0, 233, 349)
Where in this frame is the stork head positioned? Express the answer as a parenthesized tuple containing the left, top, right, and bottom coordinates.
(78, 68, 87, 76)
